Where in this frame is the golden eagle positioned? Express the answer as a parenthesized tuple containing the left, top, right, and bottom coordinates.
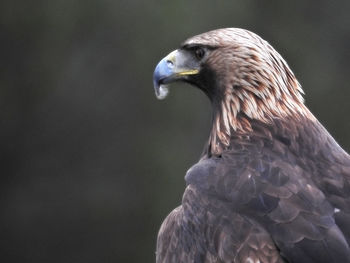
(153, 28, 350, 263)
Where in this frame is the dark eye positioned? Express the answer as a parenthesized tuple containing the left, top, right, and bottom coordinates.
(194, 48, 205, 60)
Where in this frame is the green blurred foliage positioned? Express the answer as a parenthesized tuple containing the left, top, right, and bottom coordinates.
(1, 0, 350, 262)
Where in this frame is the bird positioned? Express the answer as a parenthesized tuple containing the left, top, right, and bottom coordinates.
(152, 28, 350, 263)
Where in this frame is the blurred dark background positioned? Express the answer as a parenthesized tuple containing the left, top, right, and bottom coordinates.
(1, 1, 350, 262)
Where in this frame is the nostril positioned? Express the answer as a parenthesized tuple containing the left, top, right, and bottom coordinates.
(167, 60, 174, 68)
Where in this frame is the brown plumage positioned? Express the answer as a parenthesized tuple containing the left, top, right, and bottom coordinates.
(153, 28, 350, 263)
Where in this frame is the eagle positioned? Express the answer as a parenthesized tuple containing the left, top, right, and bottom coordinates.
(152, 28, 350, 263)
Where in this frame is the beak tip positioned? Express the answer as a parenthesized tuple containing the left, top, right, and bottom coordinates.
(154, 83, 169, 100)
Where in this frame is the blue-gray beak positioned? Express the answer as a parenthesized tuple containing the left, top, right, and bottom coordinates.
(153, 50, 200, 100)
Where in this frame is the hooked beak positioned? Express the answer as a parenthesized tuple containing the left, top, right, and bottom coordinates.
(153, 50, 200, 100)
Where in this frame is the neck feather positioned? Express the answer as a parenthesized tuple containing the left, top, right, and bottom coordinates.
(208, 78, 314, 155)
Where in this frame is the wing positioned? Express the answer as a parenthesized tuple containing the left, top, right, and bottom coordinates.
(185, 148, 350, 263)
(156, 185, 286, 263)
(314, 160, 350, 251)
(156, 206, 196, 263)
(299, 123, 350, 247)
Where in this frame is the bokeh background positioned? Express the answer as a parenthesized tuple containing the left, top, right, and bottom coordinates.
(2, 1, 350, 262)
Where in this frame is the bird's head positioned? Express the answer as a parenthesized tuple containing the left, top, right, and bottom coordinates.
(153, 28, 311, 154)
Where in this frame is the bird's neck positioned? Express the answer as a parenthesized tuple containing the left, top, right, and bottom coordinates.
(206, 91, 313, 156)
(206, 107, 348, 166)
